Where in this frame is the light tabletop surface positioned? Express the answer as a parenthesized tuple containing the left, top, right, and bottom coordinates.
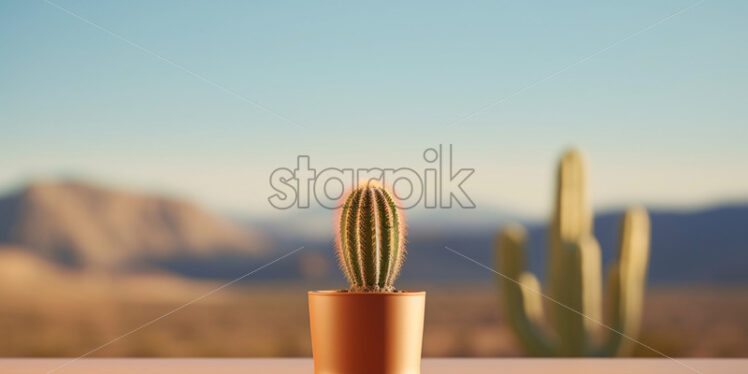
(1, 358, 744, 373)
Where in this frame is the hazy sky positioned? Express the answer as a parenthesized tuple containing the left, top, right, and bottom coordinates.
(1, 0, 746, 218)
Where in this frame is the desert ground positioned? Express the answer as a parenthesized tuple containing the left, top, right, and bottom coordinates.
(1, 254, 745, 358)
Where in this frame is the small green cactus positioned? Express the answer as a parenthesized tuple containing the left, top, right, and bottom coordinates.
(336, 185, 406, 292)
(495, 149, 651, 356)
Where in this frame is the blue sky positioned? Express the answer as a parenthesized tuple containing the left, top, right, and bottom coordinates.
(1, 0, 746, 218)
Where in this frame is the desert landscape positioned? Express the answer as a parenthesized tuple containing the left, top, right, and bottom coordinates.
(3, 2, 747, 369)
(1, 256, 746, 358)
(0, 248, 748, 357)
(0, 181, 746, 358)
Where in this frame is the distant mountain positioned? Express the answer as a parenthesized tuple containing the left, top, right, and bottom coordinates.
(1, 181, 744, 285)
(0, 181, 267, 271)
(257, 204, 748, 285)
(241, 204, 522, 241)
(0, 245, 72, 285)
(594, 205, 748, 283)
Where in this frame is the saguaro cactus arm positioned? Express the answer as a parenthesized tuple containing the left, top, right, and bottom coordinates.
(602, 207, 651, 356)
(496, 225, 554, 356)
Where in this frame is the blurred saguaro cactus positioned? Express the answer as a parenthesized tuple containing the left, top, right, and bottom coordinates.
(495, 149, 651, 356)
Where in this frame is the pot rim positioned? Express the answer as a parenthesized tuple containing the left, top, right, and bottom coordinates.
(308, 290, 425, 296)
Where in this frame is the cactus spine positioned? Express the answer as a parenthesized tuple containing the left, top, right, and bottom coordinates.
(336, 185, 405, 292)
(495, 149, 651, 356)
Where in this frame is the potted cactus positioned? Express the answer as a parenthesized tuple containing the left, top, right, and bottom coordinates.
(308, 184, 425, 374)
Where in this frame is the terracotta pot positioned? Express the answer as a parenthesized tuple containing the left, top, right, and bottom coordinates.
(308, 290, 426, 374)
